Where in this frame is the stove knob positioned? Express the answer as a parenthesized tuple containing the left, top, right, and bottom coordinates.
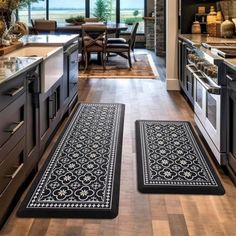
(188, 54, 195, 62)
(197, 61, 205, 70)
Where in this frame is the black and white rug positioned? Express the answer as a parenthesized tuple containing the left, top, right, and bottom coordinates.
(135, 120, 225, 195)
(17, 103, 125, 218)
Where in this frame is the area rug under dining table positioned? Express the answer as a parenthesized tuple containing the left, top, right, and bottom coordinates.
(17, 103, 125, 219)
(79, 54, 159, 79)
(135, 120, 225, 195)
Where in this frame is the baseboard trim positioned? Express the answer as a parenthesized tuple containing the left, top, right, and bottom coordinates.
(166, 78, 180, 91)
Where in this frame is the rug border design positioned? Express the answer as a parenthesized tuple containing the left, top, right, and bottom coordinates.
(135, 120, 225, 195)
(79, 54, 159, 79)
(17, 103, 125, 219)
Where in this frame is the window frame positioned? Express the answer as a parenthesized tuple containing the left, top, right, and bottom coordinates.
(17, 0, 147, 34)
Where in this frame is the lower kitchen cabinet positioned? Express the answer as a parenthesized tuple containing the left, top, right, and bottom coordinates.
(0, 42, 79, 228)
(39, 78, 63, 156)
(227, 65, 236, 185)
(0, 72, 28, 227)
(178, 38, 195, 107)
(62, 43, 79, 115)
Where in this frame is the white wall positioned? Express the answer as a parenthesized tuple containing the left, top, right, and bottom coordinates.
(166, 0, 180, 91)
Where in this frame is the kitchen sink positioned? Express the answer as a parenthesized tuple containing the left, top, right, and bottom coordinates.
(8, 46, 63, 93)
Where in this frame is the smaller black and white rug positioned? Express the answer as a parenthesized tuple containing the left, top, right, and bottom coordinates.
(135, 120, 225, 195)
(17, 103, 125, 219)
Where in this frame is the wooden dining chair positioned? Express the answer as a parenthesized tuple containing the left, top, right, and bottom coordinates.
(81, 24, 107, 71)
(34, 20, 57, 34)
(106, 22, 139, 68)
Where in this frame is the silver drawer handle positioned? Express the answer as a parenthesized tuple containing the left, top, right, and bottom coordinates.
(7, 86, 24, 97)
(5, 121, 24, 135)
(5, 164, 24, 179)
(227, 75, 235, 81)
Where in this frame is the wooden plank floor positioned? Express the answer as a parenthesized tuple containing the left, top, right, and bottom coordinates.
(1, 55, 236, 236)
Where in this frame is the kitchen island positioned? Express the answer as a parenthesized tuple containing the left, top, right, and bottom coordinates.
(0, 34, 79, 227)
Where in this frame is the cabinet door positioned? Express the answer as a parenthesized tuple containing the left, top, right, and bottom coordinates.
(26, 73, 40, 161)
(228, 90, 236, 159)
(69, 49, 79, 102)
(0, 74, 26, 112)
(39, 81, 62, 156)
(0, 93, 26, 161)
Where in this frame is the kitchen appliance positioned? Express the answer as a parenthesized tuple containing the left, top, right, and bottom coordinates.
(202, 42, 236, 58)
(186, 46, 227, 165)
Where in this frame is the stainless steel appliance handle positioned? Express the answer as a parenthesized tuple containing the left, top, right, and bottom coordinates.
(186, 64, 197, 73)
(227, 75, 236, 81)
(193, 72, 221, 95)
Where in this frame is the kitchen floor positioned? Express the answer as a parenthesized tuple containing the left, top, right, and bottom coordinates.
(1, 52, 236, 236)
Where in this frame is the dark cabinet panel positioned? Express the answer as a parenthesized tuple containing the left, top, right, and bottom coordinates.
(227, 66, 236, 185)
(0, 74, 26, 112)
(0, 93, 26, 161)
(39, 80, 63, 155)
(0, 138, 25, 195)
(178, 39, 195, 107)
(26, 68, 40, 162)
(62, 44, 79, 115)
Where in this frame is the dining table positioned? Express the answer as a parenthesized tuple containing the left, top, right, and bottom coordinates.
(55, 22, 128, 35)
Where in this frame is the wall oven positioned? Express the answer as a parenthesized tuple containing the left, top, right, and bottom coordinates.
(186, 47, 227, 165)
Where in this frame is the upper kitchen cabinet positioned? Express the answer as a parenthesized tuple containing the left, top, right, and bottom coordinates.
(179, 0, 218, 34)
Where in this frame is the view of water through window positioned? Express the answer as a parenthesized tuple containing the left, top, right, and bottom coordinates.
(18, 0, 144, 33)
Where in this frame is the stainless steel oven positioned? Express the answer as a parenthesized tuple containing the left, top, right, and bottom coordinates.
(186, 46, 227, 165)
(193, 70, 224, 163)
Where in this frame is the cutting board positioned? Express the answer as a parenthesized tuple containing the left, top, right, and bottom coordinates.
(0, 41, 23, 56)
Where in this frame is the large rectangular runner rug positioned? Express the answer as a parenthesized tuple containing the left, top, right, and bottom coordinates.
(79, 54, 159, 79)
(17, 103, 125, 219)
(135, 120, 225, 195)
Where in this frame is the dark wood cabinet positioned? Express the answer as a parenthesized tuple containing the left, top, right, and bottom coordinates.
(39, 79, 63, 156)
(178, 38, 195, 107)
(62, 43, 79, 115)
(226, 65, 236, 185)
(0, 73, 27, 227)
(0, 42, 79, 228)
(26, 68, 40, 163)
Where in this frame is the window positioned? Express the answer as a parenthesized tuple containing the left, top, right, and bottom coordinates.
(49, 0, 85, 23)
(17, 0, 145, 33)
(90, 0, 116, 22)
(18, 1, 46, 24)
(120, 0, 144, 33)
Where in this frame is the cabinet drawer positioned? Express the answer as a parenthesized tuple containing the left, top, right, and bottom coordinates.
(0, 93, 26, 162)
(0, 74, 26, 112)
(0, 138, 25, 196)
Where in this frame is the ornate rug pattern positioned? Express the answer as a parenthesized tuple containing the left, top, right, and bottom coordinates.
(17, 103, 125, 218)
(79, 54, 159, 79)
(135, 120, 225, 195)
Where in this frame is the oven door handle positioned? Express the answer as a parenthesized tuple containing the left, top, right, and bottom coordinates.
(186, 64, 198, 73)
(193, 72, 221, 95)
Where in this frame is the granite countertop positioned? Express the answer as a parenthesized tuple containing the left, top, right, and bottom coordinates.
(20, 34, 79, 47)
(179, 34, 236, 71)
(0, 56, 43, 85)
(0, 34, 78, 85)
(178, 34, 236, 46)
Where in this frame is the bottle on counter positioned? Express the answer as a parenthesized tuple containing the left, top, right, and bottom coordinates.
(207, 5, 217, 37)
(216, 11, 223, 37)
(221, 17, 235, 38)
(191, 21, 201, 34)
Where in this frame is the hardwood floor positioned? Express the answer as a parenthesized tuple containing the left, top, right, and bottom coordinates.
(1, 54, 236, 236)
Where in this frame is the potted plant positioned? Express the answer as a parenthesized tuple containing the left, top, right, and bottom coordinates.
(65, 15, 85, 25)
